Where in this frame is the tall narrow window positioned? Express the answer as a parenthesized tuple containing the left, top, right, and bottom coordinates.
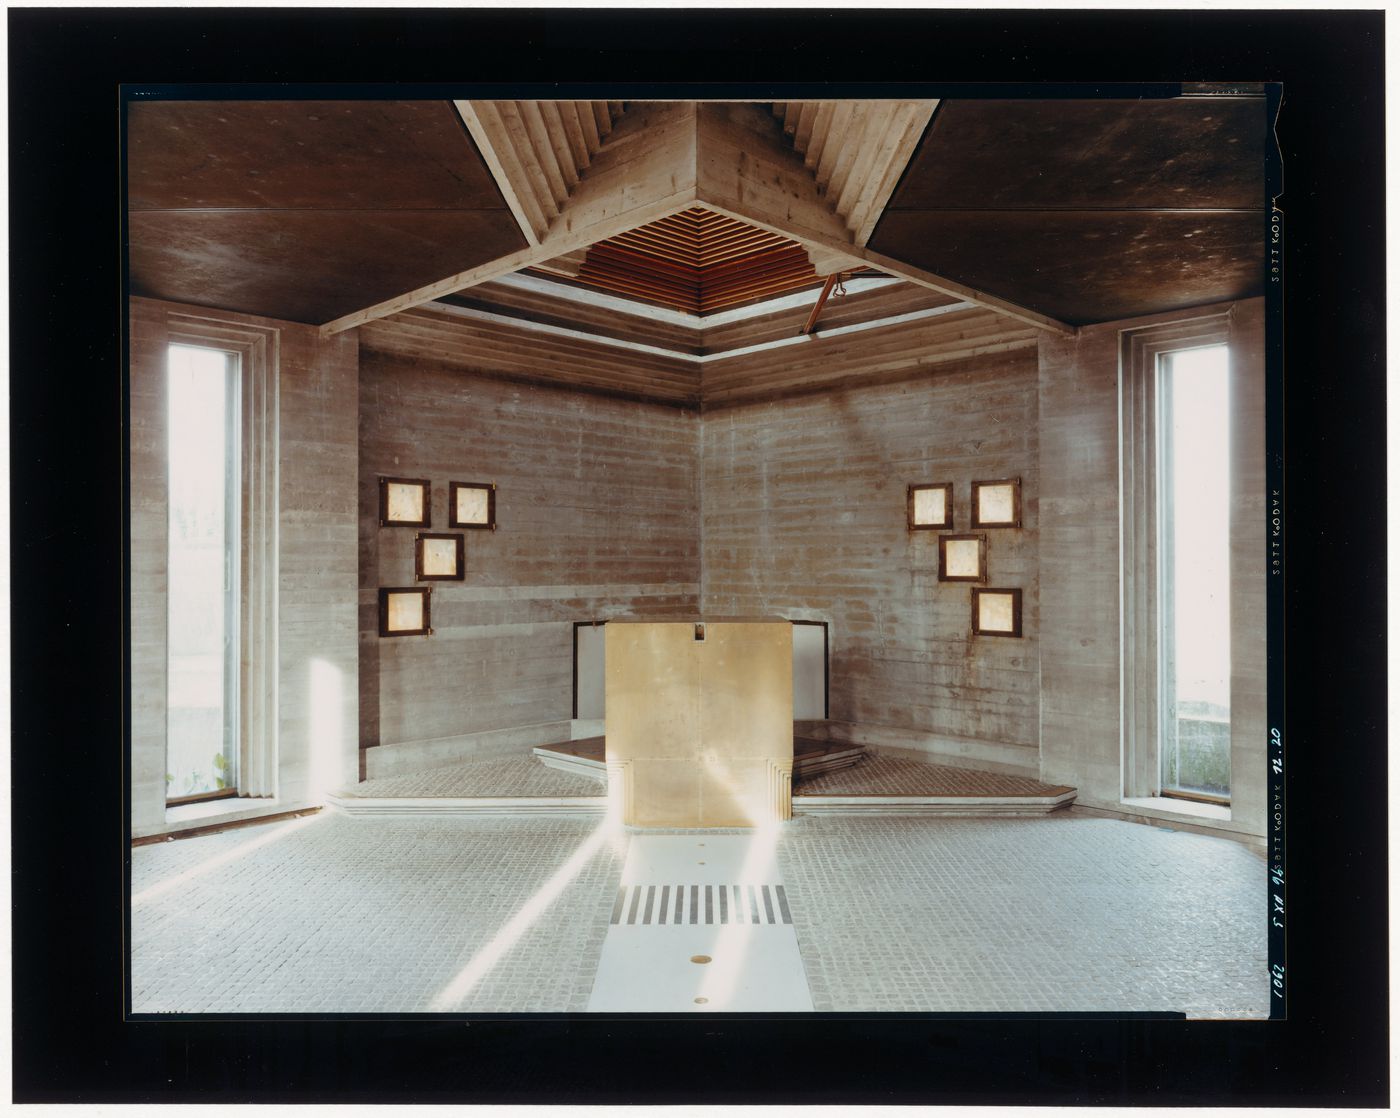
(1158, 345, 1231, 801)
(166, 344, 241, 804)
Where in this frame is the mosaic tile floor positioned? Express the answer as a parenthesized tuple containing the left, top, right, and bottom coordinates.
(130, 811, 1269, 1017)
(346, 750, 1066, 800)
(348, 754, 603, 799)
(796, 754, 1072, 796)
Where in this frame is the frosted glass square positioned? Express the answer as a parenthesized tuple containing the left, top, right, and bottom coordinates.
(945, 537, 982, 579)
(976, 483, 1017, 525)
(420, 537, 459, 577)
(456, 486, 490, 524)
(913, 487, 947, 525)
(978, 592, 1016, 633)
(386, 591, 425, 632)
(386, 482, 425, 523)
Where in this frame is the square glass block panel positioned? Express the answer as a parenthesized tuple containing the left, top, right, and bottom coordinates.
(972, 588, 1022, 637)
(939, 534, 985, 582)
(380, 477, 430, 527)
(380, 587, 431, 636)
(908, 483, 953, 530)
(416, 533, 464, 580)
(972, 478, 1021, 528)
(450, 481, 495, 529)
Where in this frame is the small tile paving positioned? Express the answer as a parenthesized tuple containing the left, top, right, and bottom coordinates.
(132, 810, 1268, 1018)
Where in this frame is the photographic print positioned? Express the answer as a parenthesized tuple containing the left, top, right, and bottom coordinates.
(112, 47, 1313, 1065)
(6, 3, 1384, 1107)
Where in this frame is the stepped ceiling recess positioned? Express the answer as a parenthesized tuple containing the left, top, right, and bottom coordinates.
(128, 93, 1266, 396)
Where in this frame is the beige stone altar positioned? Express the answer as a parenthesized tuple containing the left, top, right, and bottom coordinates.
(604, 617, 794, 827)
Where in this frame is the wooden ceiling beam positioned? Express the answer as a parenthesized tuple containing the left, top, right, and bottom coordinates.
(814, 102, 854, 190)
(592, 101, 613, 138)
(538, 101, 583, 190)
(325, 99, 1071, 338)
(692, 103, 1073, 336)
(496, 101, 560, 225)
(532, 246, 589, 278)
(798, 273, 841, 335)
(453, 100, 550, 246)
(793, 103, 817, 153)
(574, 100, 601, 156)
(519, 100, 570, 208)
(320, 101, 699, 335)
(825, 101, 871, 203)
(802, 103, 835, 171)
(556, 101, 591, 170)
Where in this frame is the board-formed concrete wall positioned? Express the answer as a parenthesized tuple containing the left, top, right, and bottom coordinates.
(701, 350, 1043, 776)
(130, 292, 1265, 843)
(129, 297, 360, 836)
(1038, 297, 1266, 838)
(357, 350, 700, 773)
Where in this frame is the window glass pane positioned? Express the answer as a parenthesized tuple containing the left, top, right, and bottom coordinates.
(1161, 345, 1230, 797)
(166, 344, 239, 801)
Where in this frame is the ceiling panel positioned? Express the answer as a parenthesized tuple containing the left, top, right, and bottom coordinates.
(127, 100, 528, 324)
(128, 100, 508, 211)
(869, 96, 1267, 325)
(129, 209, 527, 325)
(885, 98, 1266, 211)
(873, 210, 1263, 326)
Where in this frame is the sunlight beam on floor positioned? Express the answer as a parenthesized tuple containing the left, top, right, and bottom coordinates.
(131, 812, 325, 908)
(695, 819, 782, 1007)
(427, 817, 622, 1012)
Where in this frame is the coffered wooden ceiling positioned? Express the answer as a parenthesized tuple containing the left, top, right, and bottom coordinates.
(539, 207, 826, 315)
(126, 92, 1267, 333)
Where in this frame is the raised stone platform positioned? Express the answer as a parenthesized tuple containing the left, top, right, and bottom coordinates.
(329, 738, 1074, 817)
(533, 736, 866, 784)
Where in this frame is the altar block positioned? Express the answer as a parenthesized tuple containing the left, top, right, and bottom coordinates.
(605, 618, 794, 827)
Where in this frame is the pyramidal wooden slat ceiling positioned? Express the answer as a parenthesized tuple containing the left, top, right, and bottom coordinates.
(539, 206, 833, 315)
(771, 100, 938, 248)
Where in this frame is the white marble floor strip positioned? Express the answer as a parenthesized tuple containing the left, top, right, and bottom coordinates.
(586, 833, 813, 1012)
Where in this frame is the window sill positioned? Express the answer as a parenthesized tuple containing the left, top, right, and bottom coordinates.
(134, 797, 318, 842)
(1121, 796, 1231, 822)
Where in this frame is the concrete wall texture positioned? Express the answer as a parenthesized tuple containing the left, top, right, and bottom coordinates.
(357, 351, 701, 772)
(701, 349, 1042, 777)
(130, 295, 1266, 840)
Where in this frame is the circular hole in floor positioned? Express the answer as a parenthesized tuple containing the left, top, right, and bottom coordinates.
(690, 955, 712, 965)
(694, 997, 709, 1004)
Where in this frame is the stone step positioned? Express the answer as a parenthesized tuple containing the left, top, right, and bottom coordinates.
(792, 790, 1076, 816)
(326, 792, 607, 817)
(532, 735, 867, 784)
